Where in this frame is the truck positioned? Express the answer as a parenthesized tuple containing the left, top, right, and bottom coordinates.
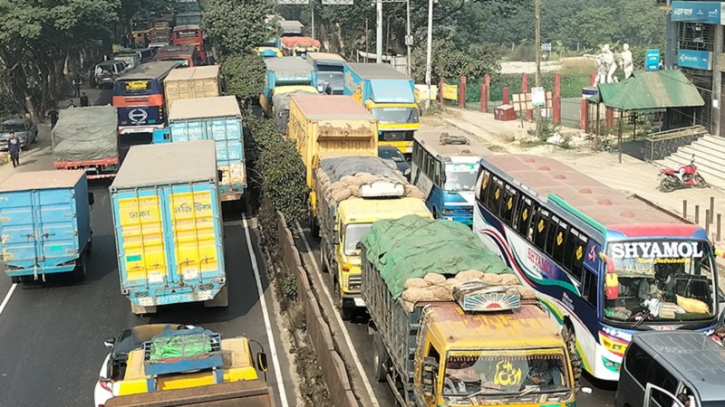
(315, 157, 431, 319)
(0, 170, 93, 284)
(344, 63, 420, 157)
(280, 36, 321, 59)
(52, 105, 120, 179)
(164, 66, 222, 113)
(306, 52, 346, 95)
(168, 96, 246, 203)
(361, 216, 578, 407)
(260, 57, 318, 119)
(102, 327, 273, 407)
(109, 140, 227, 315)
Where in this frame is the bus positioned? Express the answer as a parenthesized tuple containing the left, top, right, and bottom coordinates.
(150, 18, 173, 45)
(153, 45, 202, 67)
(472, 154, 721, 382)
(410, 128, 491, 226)
(113, 61, 180, 135)
(172, 25, 207, 64)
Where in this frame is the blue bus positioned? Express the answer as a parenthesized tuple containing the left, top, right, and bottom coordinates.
(473, 154, 720, 382)
(410, 128, 491, 226)
(113, 61, 180, 135)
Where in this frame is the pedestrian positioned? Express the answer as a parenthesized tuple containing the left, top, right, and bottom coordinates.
(7, 132, 20, 168)
(72, 74, 82, 98)
(68, 99, 76, 108)
(48, 106, 59, 129)
(80, 92, 90, 107)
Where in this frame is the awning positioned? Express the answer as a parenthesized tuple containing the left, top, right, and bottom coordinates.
(369, 79, 415, 103)
(589, 70, 705, 111)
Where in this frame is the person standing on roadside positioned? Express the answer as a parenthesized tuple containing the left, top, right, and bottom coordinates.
(48, 106, 60, 129)
(72, 74, 82, 98)
(80, 92, 90, 107)
(7, 132, 20, 168)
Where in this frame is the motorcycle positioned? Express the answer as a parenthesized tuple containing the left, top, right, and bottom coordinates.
(658, 155, 707, 192)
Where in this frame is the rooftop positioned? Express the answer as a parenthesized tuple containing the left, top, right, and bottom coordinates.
(0, 170, 85, 192)
(291, 94, 373, 120)
(168, 96, 241, 120)
(415, 127, 492, 158)
(118, 61, 180, 80)
(306, 52, 345, 63)
(346, 63, 409, 79)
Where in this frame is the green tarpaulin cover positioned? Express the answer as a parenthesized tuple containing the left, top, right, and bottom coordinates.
(149, 332, 212, 361)
(361, 215, 514, 299)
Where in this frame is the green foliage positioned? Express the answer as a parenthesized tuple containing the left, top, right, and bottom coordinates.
(411, 39, 501, 84)
(244, 117, 308, 222)
(222, 54, 266, 104)
(203, 0, 274, 56)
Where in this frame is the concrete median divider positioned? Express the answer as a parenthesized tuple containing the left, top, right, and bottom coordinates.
(276, 212, 360, 407)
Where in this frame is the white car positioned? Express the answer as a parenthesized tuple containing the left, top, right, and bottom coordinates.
(94, 324, 193, 407)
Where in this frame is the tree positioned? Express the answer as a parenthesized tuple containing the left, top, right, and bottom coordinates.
(203, 0, 274, 57)
(410, 39, 501, 83)
(222, 54, 266, 107)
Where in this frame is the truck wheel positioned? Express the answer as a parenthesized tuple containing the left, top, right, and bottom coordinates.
(86, 239, 93, 256)
(131, 302, 157, 315)
(20, 276, 34, 284)
(373, 332, 388, 383)
(204, 285, 229, 308)
(72, 254, 87, 282)
(319, 245, 328, 274)
(333, 278, 353, 321)
(11, 276, 20, 284)
(308, 208, 319, 237)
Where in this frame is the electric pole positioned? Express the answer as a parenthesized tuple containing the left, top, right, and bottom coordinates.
(376, 0, 383, 62)
(424, 0, 433, 110)
(406, 0, 412, 76)
(534, 0, 542, 140)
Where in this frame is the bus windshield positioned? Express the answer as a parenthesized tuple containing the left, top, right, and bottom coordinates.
(344, 223, 372, 256)
(371, 107, 419, 124)
(445, 163, 478, 192)
(117, 80, 152, 95)
(442, 350, 571, 403)
(604, 240, 717, 324)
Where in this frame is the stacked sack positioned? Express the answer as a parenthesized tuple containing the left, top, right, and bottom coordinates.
(399, 270, 537, 312)
(316, 168, 425, 204)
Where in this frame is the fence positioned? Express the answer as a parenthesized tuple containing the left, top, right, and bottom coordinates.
(277, 212, 359, 407)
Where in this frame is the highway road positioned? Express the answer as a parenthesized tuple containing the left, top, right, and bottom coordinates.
(0, 89, 297, 407)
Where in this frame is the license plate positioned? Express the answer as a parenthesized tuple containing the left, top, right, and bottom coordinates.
(354, 298, 366, 307)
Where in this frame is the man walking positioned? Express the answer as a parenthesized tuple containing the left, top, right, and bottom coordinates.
(72, 74, 82, 98)
(7, 132, 20, 168)
(48, 106, 59, 129)
(80, 92, 90, 107)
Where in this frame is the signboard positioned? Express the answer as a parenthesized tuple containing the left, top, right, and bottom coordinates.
(646, 49, 660, 71)
(124, 81, 150, 91)
(609, 242, 704, 260)
(531, 87, 546, 106)
(322, 0, 354, 3)
(442, 83, 458, 101)
(678, 49, 712, 70)
(541, 43, 552, 52)
(275, 0, 309, 4)
(671, 1, 725, 24)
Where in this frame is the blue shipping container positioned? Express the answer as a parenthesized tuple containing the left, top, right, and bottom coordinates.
(110, 141, 227, 315)
(168, 96, 245, 202)
(0, 170, 92, 283)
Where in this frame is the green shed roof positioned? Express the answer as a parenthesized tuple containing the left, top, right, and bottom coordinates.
(590, 70, 704, 111)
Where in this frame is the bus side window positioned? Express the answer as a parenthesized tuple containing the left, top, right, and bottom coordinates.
(582, 268, 598, 307)
(433, 160, 441, 186)
(478, 169, 490, 202)
(569, 234, 587, 281)
(412, 141, 420, 166)
(532, 208, 549, 250)
(499, 184, 518, 226)
(545, 215, 559, 256)
(489, 178, 503, 216)
(514, 196, 532, 236)
(552, 222, 568, 264)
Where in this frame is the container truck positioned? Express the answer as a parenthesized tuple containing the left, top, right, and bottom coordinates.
(280, 37, 321, 59)
(0, 170, 93, 283)
(260, 57, 318, 118)
(52, 105, 120, 179)
(101, 327, 273, 407)
(168, 96, 246, 202)
(344, 63, 420, 157)
(164, 66, 222, 112)
(306, 52, 346, 95)
(315, 157, 430, 319)
(361, 216, 578, 407)
(109, 140, 227, 315)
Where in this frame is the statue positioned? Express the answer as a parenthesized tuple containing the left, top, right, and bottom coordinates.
(594, 44, 617, 85)
(620, 43, 633, 79)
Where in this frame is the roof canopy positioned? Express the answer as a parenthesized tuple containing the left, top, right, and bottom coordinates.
(591, 70, 704, 111)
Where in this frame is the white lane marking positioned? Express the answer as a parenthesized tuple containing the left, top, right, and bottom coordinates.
(0, 283, 17, 317)
(295, 221, 380, 407)
(242, 217, 290, 407)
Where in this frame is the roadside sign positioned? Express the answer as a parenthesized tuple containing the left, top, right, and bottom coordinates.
(541, 43, 552, 52)
(646, 49, 660, 71)
(531, 87, 545, 107)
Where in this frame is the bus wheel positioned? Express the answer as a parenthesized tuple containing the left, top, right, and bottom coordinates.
(562, 323, 582, 391)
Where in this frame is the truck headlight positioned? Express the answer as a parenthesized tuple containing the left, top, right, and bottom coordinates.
(404, 168, 411, 176)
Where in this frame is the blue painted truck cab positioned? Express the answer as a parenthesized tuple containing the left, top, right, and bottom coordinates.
(109, 141, 227, 315)
(0, 170, 92, 283)
(167, 96, 246, 202)
(261, 57, 317, 116)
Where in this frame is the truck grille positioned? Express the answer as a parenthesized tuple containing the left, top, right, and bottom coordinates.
(348, 275, 362, 292)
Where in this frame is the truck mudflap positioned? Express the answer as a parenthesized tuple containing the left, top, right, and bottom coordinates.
(104, 380, 276, 407)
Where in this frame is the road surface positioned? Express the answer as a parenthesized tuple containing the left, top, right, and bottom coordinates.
(0, 89, 297, 407)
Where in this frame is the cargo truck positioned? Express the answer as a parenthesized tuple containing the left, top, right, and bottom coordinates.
(0, 170, 93, 283)
(344, 63, 419, 157)
(52, 105, 120, 179)
(100, 327, 273, 407)
(315, 157, 431, 319)
(306, 52, 346, 95)
(164, 66, 222, 112)
(280, 36, 321, 59)
(110, 140, 227, 315)
(260, 57, 318, 119)
(168, 96, 246, 202)
(361, 216, 578, 407)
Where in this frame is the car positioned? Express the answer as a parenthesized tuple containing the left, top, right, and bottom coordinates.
(0, 119, 38, 150)
(94, 324, 194, 407)
(378, 145, 411, 180)
(93, 60, 127, 89)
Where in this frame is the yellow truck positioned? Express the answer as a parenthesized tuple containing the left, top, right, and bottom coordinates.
(163, 65, 222, 113)
(361, 216, 578, 407)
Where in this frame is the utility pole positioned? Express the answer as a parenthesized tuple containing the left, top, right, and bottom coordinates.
(424, 0, 433, 110)
(310, 1, 315, 39)
(406, 0, 412, 76)
(534, 0, 542, 140)
(376, 0, 383, 63)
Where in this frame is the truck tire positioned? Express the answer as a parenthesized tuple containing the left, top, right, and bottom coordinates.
(373, 332, 389, 383)
(131, 302, 157, 315)
(20, 276, 34, 284)
(309, 208, 319, 237)
(319, 244, 328, 274)
(204, 285, 229, 308)
(11, 276, 20, 284)
(72, 254, 87, 282)
(333, 278, 353, 321)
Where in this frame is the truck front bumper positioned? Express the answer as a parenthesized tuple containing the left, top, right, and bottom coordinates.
(341, 295, 366, 308)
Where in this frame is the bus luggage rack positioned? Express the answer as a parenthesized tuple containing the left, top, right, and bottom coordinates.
(142, 329, 223, 376)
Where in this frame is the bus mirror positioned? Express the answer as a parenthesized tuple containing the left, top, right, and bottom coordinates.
(600, 253, 619, 300)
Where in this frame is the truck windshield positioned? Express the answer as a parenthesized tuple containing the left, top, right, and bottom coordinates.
(603, 240, 717, 324)
(441, 350, 571, 402)
(444, 163, 478, 192)
(317, 72, 344, 90)
(344, 223, 372, 256)
(371, 107, 419, 124)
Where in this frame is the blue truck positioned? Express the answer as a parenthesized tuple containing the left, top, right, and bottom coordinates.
(306, 52, 346, 95)
(0, 170, 93, 283)
(260, 57, 318, 118)
(167, 96, 246, 202)
(110, 140, 227, 315)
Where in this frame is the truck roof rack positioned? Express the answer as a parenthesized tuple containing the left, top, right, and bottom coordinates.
(453, 280, 521, 312)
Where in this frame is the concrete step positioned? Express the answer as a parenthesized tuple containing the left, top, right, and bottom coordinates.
(692, 138, 725, 157)
(675, 148, 723, 170)
(702, 135, 725, 148)
(658, 155, 725, 191)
